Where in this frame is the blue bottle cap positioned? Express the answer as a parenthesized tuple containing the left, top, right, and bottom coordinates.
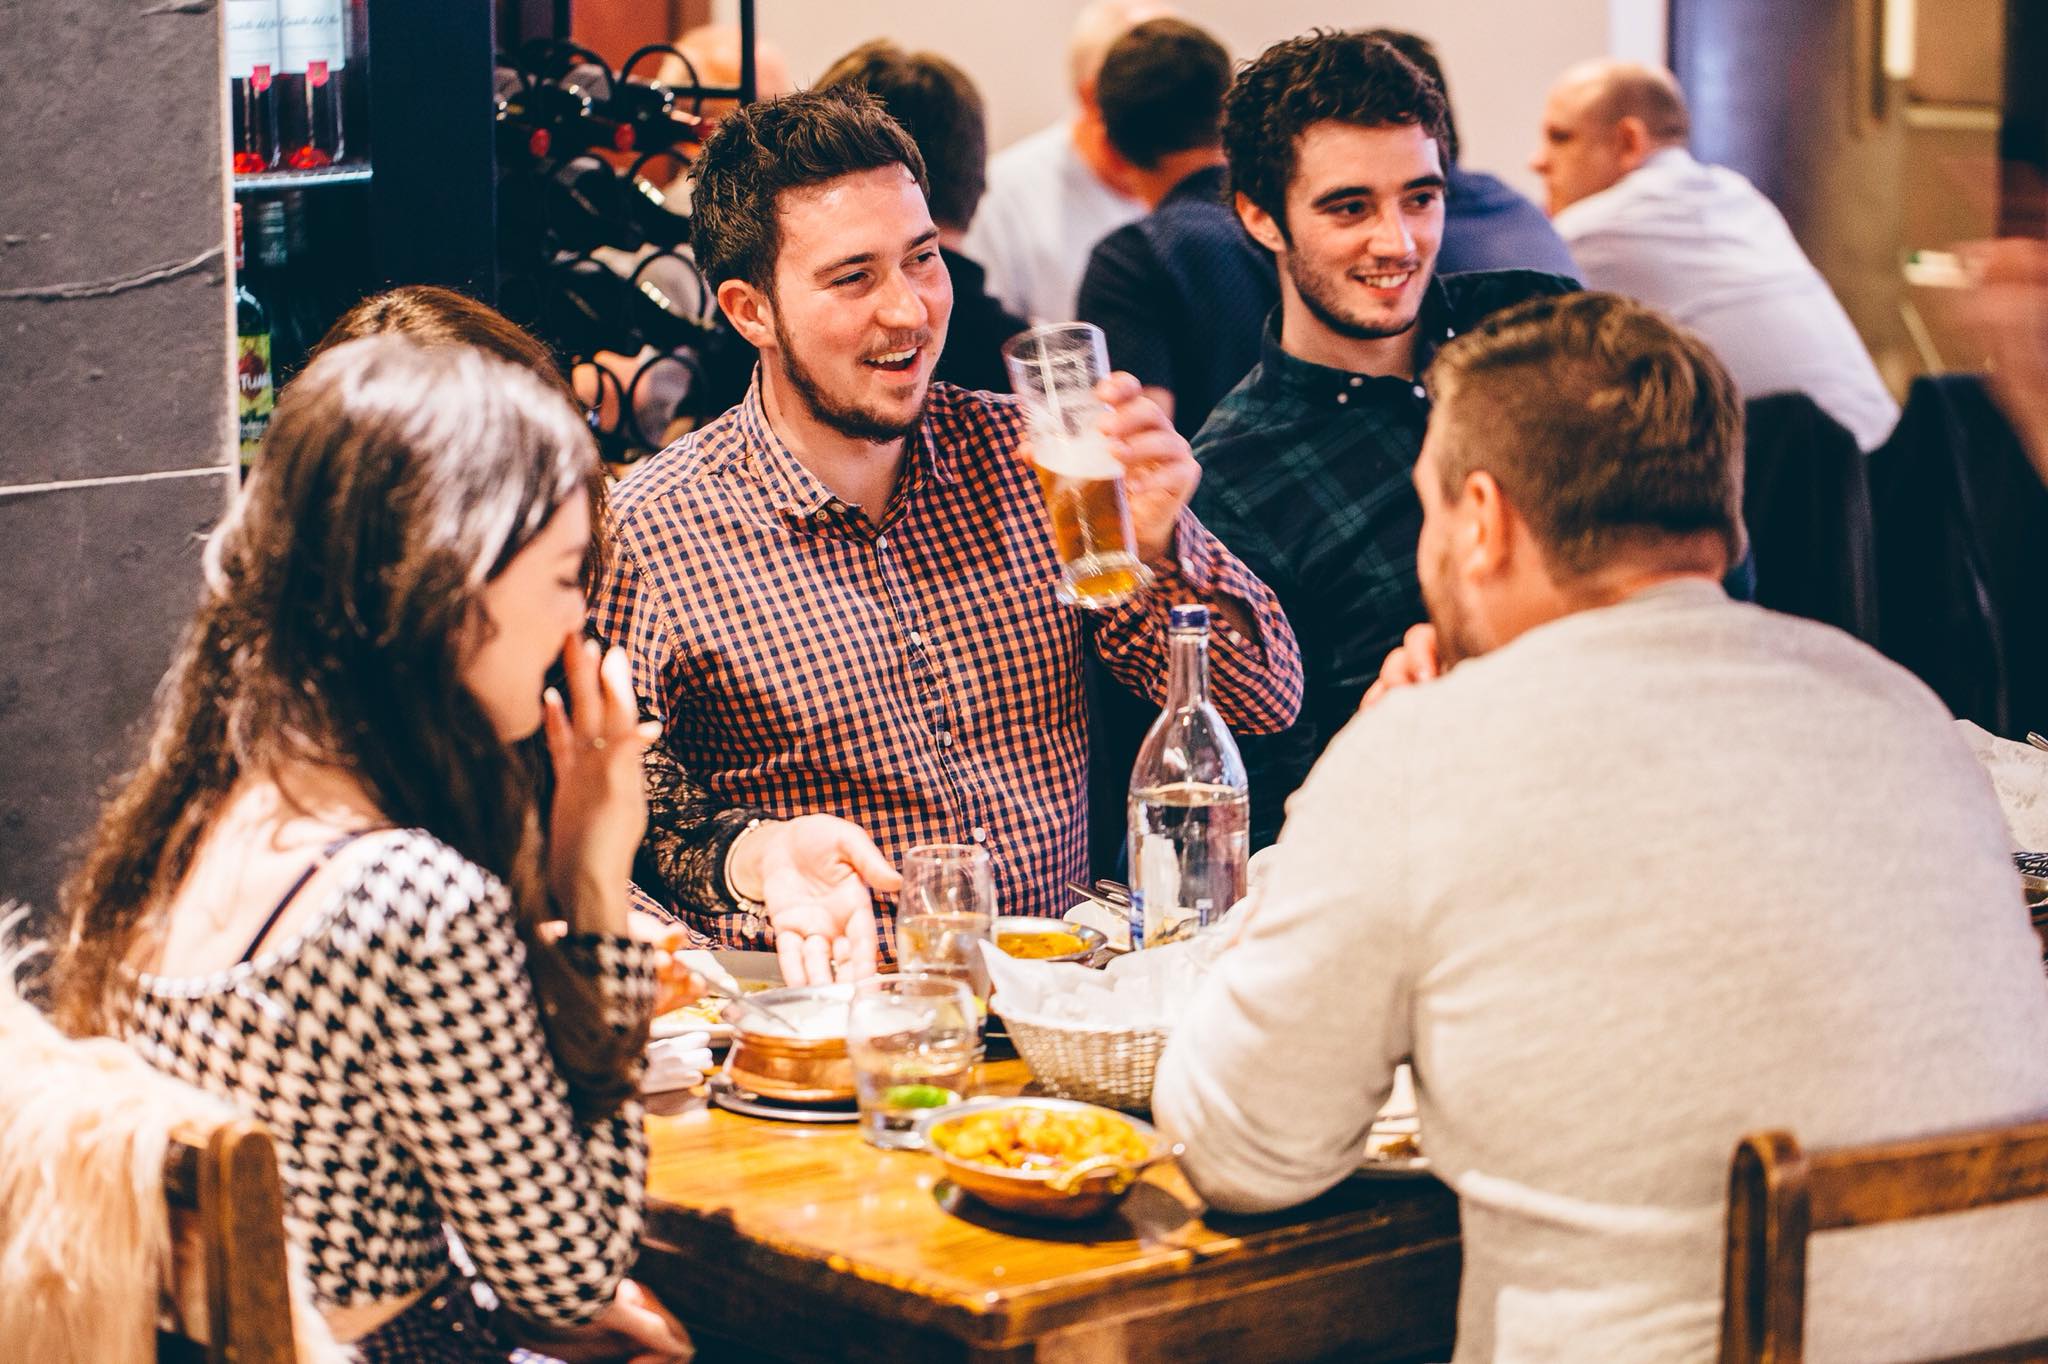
(1168, 603, 1209, 630)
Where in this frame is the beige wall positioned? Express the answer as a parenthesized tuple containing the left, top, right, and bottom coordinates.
(712, 0, 1665, 201)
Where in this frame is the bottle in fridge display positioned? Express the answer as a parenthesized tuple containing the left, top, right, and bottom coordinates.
(276, 0, 348, 168)
(227, 0, 281, 174)
(1127, 604, 1251, 949)
(234, 204, 275, 473)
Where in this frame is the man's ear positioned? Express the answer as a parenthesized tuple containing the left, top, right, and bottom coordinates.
(1236, 192, 1286, 255)
(1614, 115, 1654, 172)
(1464, 470, 1514, 577)
(717, 278, 775, 352)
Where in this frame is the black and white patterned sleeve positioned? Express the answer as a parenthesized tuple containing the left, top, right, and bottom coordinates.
(361, 837, 655, 1329)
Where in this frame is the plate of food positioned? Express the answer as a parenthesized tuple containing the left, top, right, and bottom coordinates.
(1356, 1064, 1430, 1177)
(1358, 1122, 1429, 1177)
(651, 948, 782, 1043)
(921, 1096, 1179, 1219)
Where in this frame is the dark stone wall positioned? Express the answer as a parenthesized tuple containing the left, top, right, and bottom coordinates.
(0, 1, 233, 929)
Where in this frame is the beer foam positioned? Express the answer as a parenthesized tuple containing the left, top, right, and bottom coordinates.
(1032, 429, 1122, 481)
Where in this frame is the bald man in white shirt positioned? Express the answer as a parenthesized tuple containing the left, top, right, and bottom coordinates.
(1532, 60, 1900, 451)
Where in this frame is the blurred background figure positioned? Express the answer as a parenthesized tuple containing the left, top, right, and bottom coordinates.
(1364, 29, 1579, 281)
(817, 40, 1027, 392)
(1961, 236, 2048, 485)
(961, 0, 1174, 324)
(1533, 59, 1899, 451)
(1077, 17, 1276, 437)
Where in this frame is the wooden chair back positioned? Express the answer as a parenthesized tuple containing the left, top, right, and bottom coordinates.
(158, 1118, 299, 1364)
(1720, 1120, 2048, 1364)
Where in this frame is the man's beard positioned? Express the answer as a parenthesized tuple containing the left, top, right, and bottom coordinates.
(1288, 251, 1426, 343)
(1421, 542, 1480, 672)
(773, 315, 929, 443)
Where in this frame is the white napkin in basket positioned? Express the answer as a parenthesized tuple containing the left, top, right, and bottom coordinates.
(980, 929, 1232, 1029)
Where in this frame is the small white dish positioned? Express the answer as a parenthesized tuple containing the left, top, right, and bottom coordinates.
(1062, 900, 1131, 953)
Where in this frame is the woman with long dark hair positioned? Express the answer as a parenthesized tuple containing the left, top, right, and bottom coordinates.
(51, 335, 690, 1361)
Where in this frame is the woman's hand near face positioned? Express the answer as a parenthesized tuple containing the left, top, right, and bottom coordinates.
(543, 634, 662, 936)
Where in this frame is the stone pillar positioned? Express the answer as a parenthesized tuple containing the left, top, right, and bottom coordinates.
(0, 1, 234, 929)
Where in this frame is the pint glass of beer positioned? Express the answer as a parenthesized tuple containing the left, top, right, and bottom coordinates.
(1002, 322, 1152, 610)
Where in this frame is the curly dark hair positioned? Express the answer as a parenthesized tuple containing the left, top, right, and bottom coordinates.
(1222, 30, 1451, 239)
(689, 87, 930, 293)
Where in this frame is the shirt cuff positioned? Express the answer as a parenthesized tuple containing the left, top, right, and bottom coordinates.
(558, 933, 661, 1036)
(1116, 508, 1256, 652)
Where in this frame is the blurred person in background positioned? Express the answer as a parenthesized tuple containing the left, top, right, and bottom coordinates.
(50, 337, 694, 1362)
(817, 40, 1027, 392)
(960, 0, 1173, 323)
(1158, 292, 2048, 1363)
(1077, 17, 1276, 437)
(1533, 59, 1899, 451)
(1190, 30, 1573, 849)
(1962, 236, 2048, 484)
(1363, 29, 1579, 280)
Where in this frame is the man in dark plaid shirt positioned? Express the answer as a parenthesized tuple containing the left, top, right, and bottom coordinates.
(1190, 32, 1574, 847)
(593, 89, 1302, 972)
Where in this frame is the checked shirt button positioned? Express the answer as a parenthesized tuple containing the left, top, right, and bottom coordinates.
(971, 827, 989, 844)
(936, 730, 953, 748)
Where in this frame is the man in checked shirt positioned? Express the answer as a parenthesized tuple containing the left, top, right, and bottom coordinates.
(592, 88, 1303, 977)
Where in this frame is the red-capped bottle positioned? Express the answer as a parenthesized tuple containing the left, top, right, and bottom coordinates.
(276, 0, 347, 168)
(227, 0, 281, 175)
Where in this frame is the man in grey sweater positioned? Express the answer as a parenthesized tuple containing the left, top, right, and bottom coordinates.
(1153, 292, 2048, 1362)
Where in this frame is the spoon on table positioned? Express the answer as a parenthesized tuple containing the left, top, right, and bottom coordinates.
(1047, 1141, 1185, 1196)
(682, 958, 807, 1034)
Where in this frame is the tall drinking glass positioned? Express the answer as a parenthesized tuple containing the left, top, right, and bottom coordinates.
(1002, 322, 1152, 610)
(847, 973, 979, 1149)
(897, 844, 996, 1016)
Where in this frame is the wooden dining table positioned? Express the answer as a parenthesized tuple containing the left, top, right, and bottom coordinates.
(635, 1056, 1461, 1363)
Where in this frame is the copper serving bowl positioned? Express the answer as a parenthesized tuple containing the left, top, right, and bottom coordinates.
(920, 1096, 1179, 1220)
(721, 983, 856, 1103)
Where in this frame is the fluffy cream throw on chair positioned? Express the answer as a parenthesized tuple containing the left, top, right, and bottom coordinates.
(0, 917, 347, 1363)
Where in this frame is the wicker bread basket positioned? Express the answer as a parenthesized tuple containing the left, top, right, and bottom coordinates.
(996, 1005, 1171, 1113)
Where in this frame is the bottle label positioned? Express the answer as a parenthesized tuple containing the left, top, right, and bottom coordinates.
(238, 336, 274, 461)
(279, 0, 346, 72)
(226, 0, 282, 79)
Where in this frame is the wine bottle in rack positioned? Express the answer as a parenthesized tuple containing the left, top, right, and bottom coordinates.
(276, 0, 348, 168)
(543, 155, 646, 255)
(610, 75, 702, 153)
(228, 0, 282, 174)
(498, 68, 636, 157)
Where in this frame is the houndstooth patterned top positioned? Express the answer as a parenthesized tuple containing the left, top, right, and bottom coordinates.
(123, 829, 658, 1329)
